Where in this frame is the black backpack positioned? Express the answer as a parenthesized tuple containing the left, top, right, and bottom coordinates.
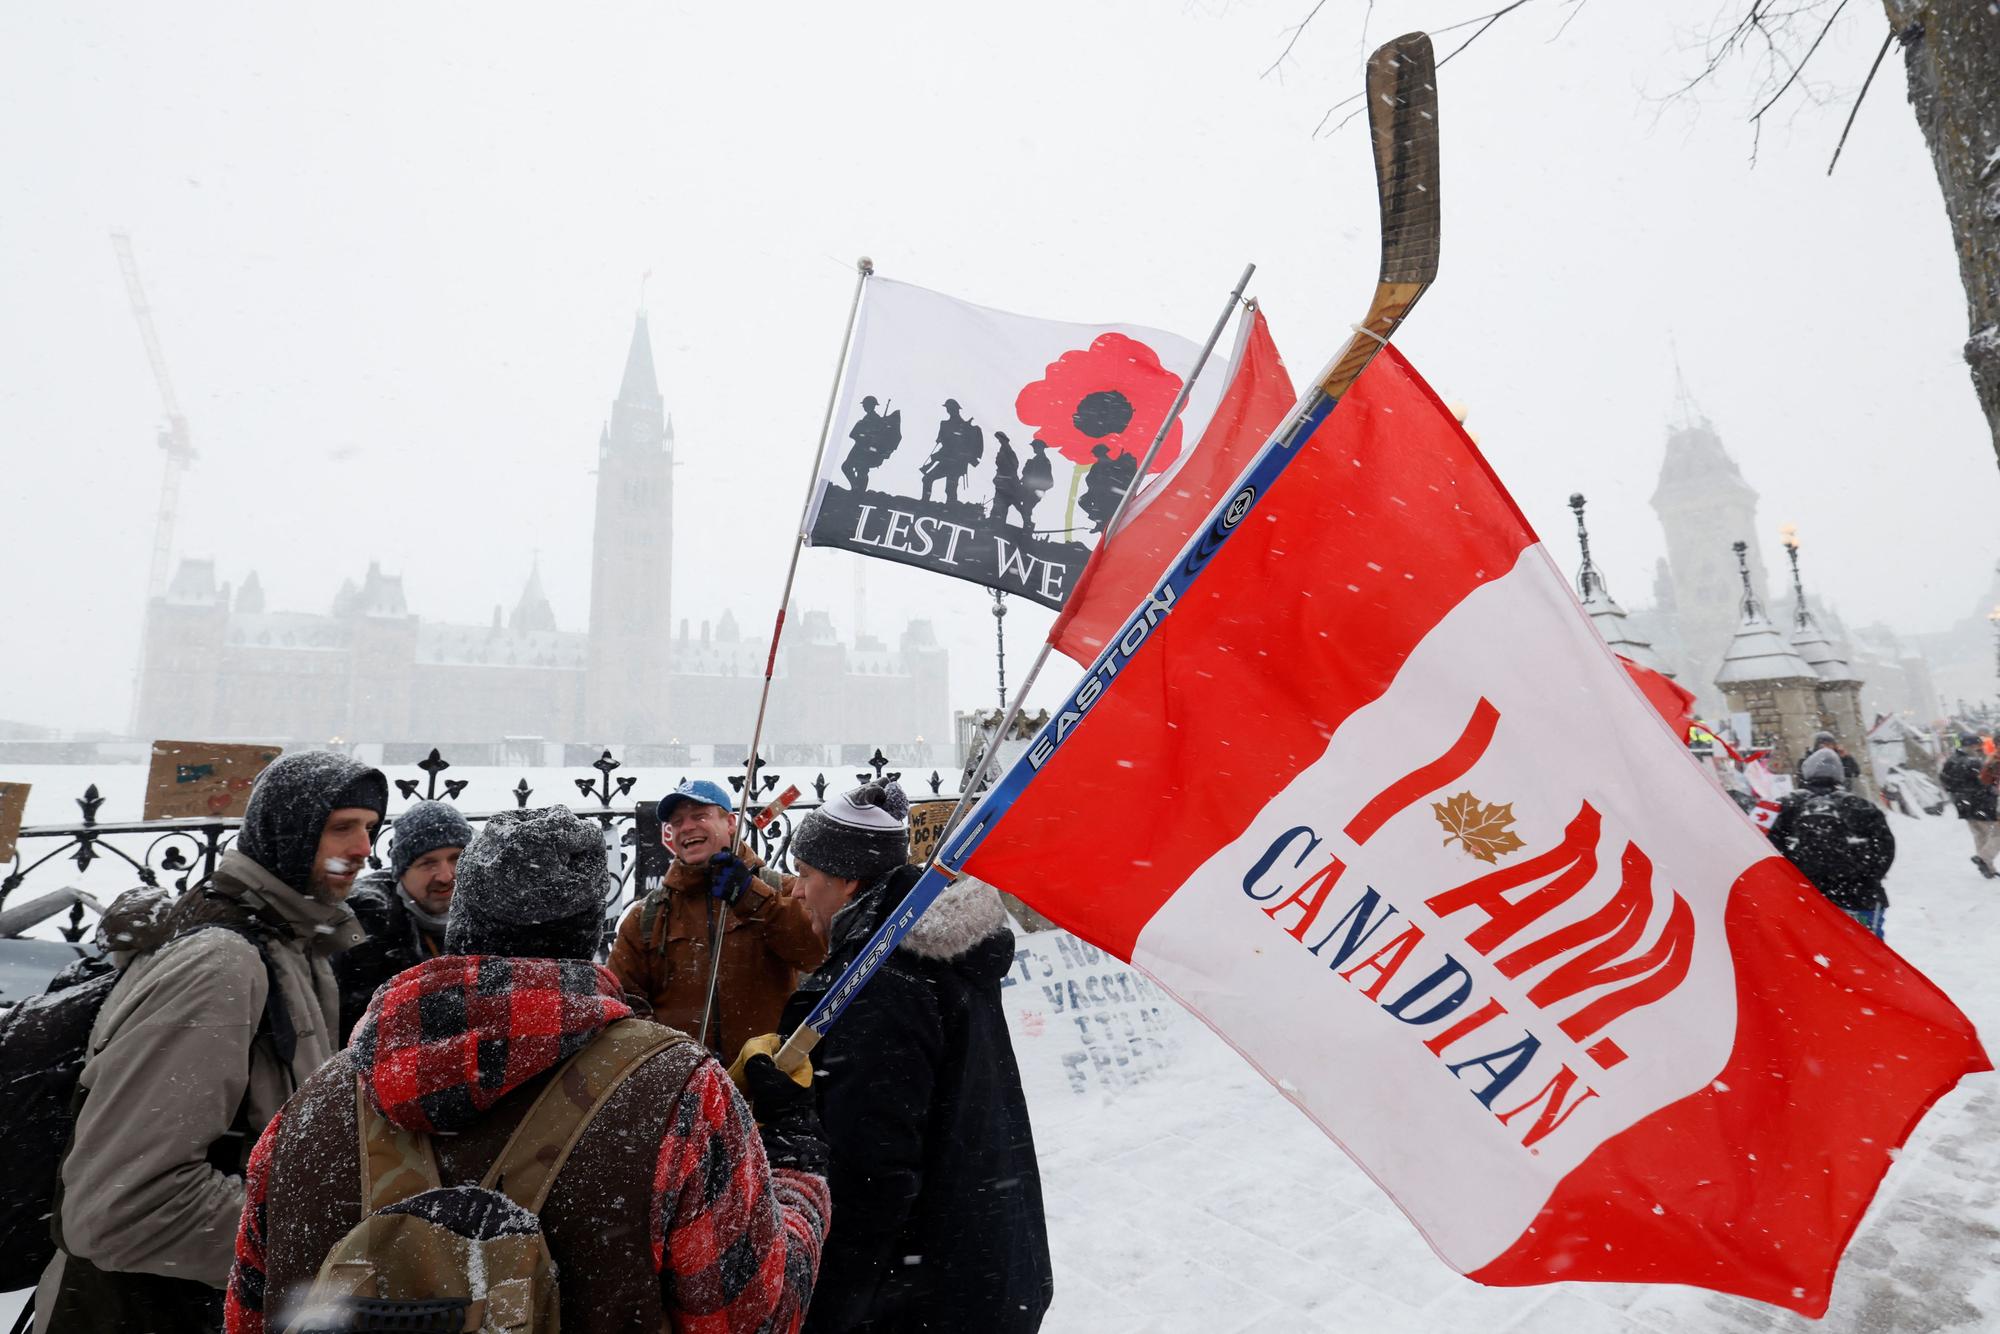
(1782, 793, 1859, 887)
(0, 910, 293, 1292)
(0, 958, 120, 1290)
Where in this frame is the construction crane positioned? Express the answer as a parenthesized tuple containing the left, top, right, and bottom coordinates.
(111, 232, 197, 599)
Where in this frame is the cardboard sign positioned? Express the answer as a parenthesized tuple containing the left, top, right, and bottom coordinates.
(0, 781, 28, 862)
(144, 740, 282, 820)
(907, 799, 955, 864)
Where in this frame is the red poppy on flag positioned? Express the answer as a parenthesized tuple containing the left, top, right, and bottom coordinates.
(1015, 332, 1190, 472)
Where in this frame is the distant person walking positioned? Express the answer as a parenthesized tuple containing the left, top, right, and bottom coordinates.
(1768, 748, 1897, 938)
(1940, 733, 1999, 878)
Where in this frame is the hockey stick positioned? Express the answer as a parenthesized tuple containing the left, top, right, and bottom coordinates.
(773, 32, 1442, 1075)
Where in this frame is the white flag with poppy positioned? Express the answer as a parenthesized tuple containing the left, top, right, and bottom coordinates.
(802, 276, 1229, 608)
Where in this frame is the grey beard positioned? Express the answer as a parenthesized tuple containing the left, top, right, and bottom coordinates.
(397, 884, 450, 936)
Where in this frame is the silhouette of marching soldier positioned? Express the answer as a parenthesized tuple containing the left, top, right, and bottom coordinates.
(920, 398, 984, 505)
(1077, 442, 1137, 533)
(841, 395, 901, 491)
(990, 433, 1056, 531)
(988, 432, 1021, 523)
(1021, 439, 1054, 519)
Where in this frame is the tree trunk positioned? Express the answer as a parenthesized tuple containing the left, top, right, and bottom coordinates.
(1883, 2, 2000, 470)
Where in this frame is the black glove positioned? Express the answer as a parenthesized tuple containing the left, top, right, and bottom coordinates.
(708, 850, 753, 906)
(743, 1054, 828, 1176)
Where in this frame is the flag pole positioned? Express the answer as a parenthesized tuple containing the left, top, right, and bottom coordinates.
(697, 256, 872, 1053)
(938, 260, 1255, 844)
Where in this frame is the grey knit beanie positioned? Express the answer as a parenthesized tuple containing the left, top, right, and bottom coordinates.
(237, 750, 388, 893)
(390, 799, 474, 881)
(445, 807, 609, 960)
(1801, 748, 1846, 786)
(791, 780, 910, 882)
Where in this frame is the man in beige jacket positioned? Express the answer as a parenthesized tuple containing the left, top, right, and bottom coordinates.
(36, 750, 385, 1334)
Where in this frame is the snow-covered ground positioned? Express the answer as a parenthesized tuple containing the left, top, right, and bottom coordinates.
(4, 799, 1995, 1331)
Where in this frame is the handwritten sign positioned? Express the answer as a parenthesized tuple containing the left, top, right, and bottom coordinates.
(1000, 929, 1184, 1095)
(907, 799, 955, 864)
(143, 741, 282, 821)
(0, 781, 28, 862)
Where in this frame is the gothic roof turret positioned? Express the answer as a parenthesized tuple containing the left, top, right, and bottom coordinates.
(1780, 534, 1862, 686)
(235, 570, 265, 615)
(1715, 541, 1818, 686)
(1651, 377, 1756, 512)
(619, 312, 660, 407)
(1567, 494, 1673, 677)
(509, 555, 557, 634)
(165, 557, 221, 605)
(336, 561, 408, 618)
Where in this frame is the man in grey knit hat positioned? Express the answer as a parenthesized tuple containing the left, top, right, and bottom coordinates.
(333, 797, 474, 1040)
(778, 780, 1053, 1333)
(42, 750, 385, 1334)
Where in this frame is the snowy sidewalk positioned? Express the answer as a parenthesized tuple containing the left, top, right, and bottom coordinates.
(1018, 810, 2000, 1334)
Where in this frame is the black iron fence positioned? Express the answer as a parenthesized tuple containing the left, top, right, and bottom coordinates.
(2, 747, 960, 945)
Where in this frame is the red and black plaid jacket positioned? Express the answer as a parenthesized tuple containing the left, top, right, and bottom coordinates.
(224, 955, 830, 1334)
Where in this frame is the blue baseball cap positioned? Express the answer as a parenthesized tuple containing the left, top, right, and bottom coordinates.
(657, 779, 734, 821)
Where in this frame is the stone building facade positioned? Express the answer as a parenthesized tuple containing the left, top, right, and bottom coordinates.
(133, 316, 949, 751)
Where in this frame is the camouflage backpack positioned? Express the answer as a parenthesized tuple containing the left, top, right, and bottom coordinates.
(285, 1019, 680, 1334)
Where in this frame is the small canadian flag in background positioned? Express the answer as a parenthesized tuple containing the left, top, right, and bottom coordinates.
(968, 345, 1988, 1315)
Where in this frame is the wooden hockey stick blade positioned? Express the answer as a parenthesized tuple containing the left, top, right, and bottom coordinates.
(1318, 31, 1441, 399)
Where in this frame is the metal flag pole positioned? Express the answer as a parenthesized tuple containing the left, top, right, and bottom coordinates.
(696, 256, 873, 1052)
(936, 260, 1256, 846)
(771, 31, 1444, 1078)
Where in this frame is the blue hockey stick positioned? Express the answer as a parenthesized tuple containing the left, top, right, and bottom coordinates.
(773, 32, 1442, 1075)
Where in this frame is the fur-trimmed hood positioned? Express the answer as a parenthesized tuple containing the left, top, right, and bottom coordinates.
(829, 866, 1014, 982)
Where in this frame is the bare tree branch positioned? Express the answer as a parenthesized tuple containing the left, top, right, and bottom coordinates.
(1751, 0, 1847, 123)
(1826, 25, 1897, 174)
(1549, 0, 1590, 43)
(1263, 0, 1332, 80)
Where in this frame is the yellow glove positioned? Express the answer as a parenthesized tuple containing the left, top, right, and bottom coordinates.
(728, 1031, 812, 1093)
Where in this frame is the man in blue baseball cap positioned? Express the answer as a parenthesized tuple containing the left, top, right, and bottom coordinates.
(608, 778, 824, 1055)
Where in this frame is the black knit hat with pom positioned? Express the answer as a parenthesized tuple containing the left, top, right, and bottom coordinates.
(791, 780, 910, 882)
(445, 806, 610, 960)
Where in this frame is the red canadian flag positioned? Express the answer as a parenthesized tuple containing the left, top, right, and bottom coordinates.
(964, 346, 1988, 1314)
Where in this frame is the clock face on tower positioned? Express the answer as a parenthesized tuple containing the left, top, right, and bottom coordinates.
(622, 408, 659, 441)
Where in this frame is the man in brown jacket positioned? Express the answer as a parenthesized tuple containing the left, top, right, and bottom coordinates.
(39, 749, 384, 1334)
(608, 779, 823, 1057)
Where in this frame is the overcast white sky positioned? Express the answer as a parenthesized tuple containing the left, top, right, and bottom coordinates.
(3, 0, 1995, 735)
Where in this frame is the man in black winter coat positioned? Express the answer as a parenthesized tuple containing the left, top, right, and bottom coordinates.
(1768, 748, 1897, 939)
(777, 780, 1053, 1334)
(1939, 733, 1999, 879)
(333, 798, 472, 1040)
